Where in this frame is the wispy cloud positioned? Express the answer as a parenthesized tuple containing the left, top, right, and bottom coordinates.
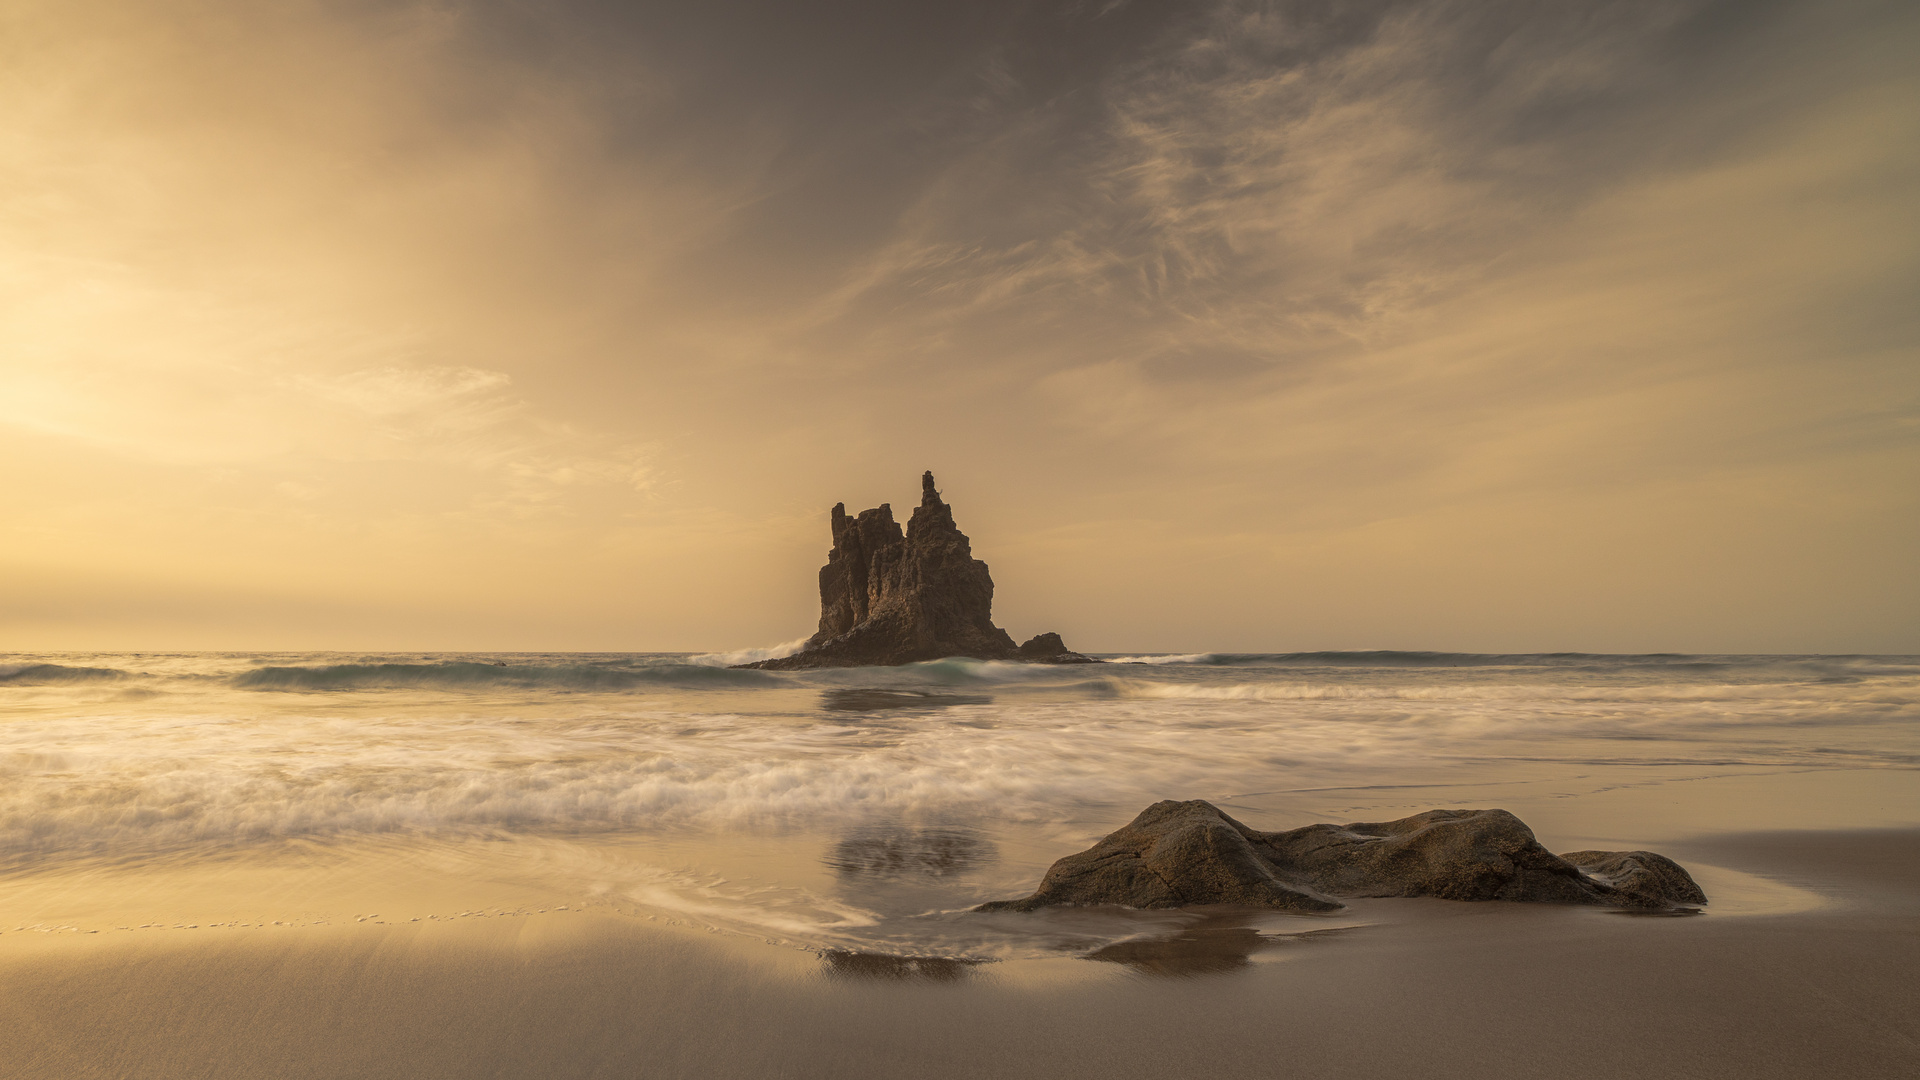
(1, 0, 1913, 650)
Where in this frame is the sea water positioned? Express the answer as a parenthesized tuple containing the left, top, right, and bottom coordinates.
(3, 651, 1916, 958)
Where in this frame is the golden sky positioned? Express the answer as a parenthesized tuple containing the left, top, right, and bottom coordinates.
(3, 0, 1916, 652)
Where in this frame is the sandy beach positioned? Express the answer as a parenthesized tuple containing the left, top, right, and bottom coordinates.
(5, 826, 1915, 1080)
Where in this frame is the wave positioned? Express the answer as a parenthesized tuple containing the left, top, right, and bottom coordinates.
(688, 637, 811, 667)
(808, 657, 1096, 687)
(1109, 678, 1576, 701)
(4, 655, 1915, 868)
(1101, 651, 1557, 667)
(4, 685, 1908, 869)
(1109, 676, 1920, 705)
(0, 663, 129, 685)
(1212, 651, 1639, 667)
(231, 661, 779, 692)
(1097, 651, 1907, 671)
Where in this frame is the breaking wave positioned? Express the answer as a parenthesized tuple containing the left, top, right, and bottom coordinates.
(1109, 677, 1920, 708)
(231, 661, 778, 692)
(688, 637, 811, 667)
(1101, 652, 1920, 677)
(0, 662, 129, 684)
(1140, 651, 1675, 667)
(1, 649, 1915, 869)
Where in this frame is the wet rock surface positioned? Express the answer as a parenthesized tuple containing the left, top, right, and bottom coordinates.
(818, 950, 985, 981)
(741, 472, 1095, 669)
(1084, 916, 1359, 977)
(818, 688, 992, 712)
(978, 800, 1343, 913)
(979, 801, 1707, 913)
(1558, 849, 1709, 907)
(826, 826, 996, 879)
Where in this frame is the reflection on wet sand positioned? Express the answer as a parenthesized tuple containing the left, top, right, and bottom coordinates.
(1084, 912, 1361, 977)
(819, 688, 992, 711)
(826, 826, 996, 878)
(819, 950, 989, 981)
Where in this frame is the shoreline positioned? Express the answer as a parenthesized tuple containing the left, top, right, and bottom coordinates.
(5, 827, 1916, 1079)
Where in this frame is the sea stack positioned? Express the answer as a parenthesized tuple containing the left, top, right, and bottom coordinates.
(739, 472, 1096, 669)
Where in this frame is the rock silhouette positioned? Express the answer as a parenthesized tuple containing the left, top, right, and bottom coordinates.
(741, 472, 1096, 669)
(978, 801, 1706, 912)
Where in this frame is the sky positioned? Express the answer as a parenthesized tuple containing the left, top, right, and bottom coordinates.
(2, 0, 1916, 653)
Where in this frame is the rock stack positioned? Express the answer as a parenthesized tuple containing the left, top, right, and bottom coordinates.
(740, 472, 1096, 669)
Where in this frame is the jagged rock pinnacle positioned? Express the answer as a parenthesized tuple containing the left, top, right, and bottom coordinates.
(738, 473, 1098, 669)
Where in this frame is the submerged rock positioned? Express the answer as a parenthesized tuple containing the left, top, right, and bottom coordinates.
(740, 472, 1098, 669)
(826, 826, 995, 878)
(978, 801, 1706, 912)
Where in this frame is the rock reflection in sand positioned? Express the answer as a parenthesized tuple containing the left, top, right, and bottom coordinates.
(818, 950, 989, 981)
(819, 688, 992, 711)
(1084, 913, 1359, 977)
(826, 826, 996, 879)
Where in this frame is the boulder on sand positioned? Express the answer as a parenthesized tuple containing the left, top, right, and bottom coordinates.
(1557, 849, 1708, 907)
(978, 800, 1706, 912)
(740, 472, 1097, 669)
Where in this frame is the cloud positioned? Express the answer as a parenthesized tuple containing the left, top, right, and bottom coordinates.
(0, 0, 1914, 650)
(809, 2, 1772, 353)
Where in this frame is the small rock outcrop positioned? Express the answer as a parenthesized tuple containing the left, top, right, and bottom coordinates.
(741, 473, 1098, 669)
(1557, 849, 1709, 908)
(978, 801, 1705, 912)
(1015, 632, 1079, 660)
(979, 799, 1344, 913)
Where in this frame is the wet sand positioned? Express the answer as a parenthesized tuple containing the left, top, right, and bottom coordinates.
(4, 829, 1916, 1080)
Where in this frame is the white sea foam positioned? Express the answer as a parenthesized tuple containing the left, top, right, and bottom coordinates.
(688, 637, 812, 667)
(1109, 676, 1920, 711)
(0, 651, 1915, 867)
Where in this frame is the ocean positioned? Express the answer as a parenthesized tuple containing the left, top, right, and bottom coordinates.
(4, 650, 1918, 960)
